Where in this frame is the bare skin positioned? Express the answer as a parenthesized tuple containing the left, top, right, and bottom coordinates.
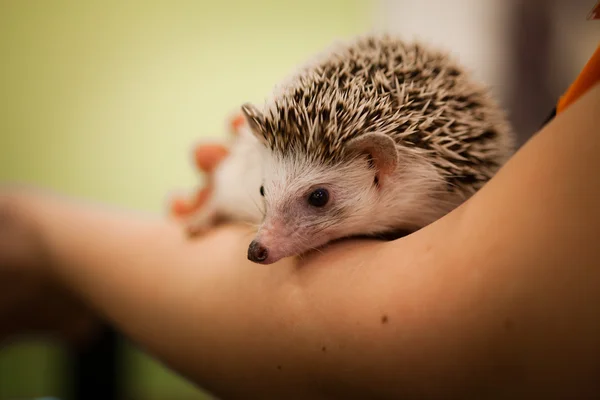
(1, 84, 600, 399)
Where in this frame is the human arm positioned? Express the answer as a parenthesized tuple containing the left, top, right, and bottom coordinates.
(2, 83, 600, 399)
(0, 143, 230, 348)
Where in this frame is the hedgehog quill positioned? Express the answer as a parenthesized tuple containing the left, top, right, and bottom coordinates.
(186, 34, 516, 265)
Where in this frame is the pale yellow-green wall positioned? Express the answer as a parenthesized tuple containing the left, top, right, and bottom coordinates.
(0, 0, 373, 210)
(0, 1, 373, 399)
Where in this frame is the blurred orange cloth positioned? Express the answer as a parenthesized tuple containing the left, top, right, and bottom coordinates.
(556, 43, 600, 114)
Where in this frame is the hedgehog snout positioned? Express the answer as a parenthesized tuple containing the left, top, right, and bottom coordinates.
(247, 217, 291, 264)
(248, 240, 269, 263)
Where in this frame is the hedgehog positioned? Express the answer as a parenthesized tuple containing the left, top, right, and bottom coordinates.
(186, 33, 516, 265)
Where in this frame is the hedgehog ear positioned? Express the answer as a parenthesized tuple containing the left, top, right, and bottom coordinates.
(345, 132, 398, 183)
(241, 103, 267, 145)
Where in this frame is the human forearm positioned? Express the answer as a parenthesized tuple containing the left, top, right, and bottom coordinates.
(436, 83, 600, 398)
(9, 189, 309, 397)
(1, 185, 542, 400)
(5, 187, 487, 399)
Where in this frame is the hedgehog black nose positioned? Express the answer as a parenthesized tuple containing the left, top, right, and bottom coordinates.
(248, 240, 269, 263)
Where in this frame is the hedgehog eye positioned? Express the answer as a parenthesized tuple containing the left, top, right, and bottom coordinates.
(307, 188, 329, 208)
(260, 185, 265, 196)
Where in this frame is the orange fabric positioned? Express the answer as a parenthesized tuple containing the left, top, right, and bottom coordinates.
(556, 43, 600, 114)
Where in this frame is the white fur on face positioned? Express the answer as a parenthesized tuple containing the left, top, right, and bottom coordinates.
(251, 146, 460, 264)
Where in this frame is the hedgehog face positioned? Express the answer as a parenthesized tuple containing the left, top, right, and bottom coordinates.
(245, 129, 414, 264)
(247, 151, 383, 264)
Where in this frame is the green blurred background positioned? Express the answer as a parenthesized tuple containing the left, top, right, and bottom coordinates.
(0, 1, 372, 398)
